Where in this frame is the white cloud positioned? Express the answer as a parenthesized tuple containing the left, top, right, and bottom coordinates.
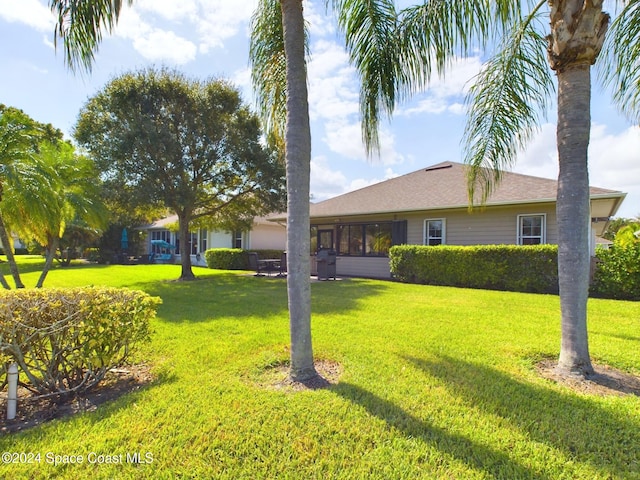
(0, 0, 53, 31)
(134, 30, 197, 64)
(305, 0, 335, 37)
(115, 8, 196, 64)
(307, 40, 358, 121)
(135, 0, 198, 22)
(191, 0, 258, 53)
(514, 123, 640, 218)
(311, 156, 350, 200)
(398, 56, 482, 117)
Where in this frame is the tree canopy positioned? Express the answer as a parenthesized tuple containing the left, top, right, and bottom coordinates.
(74, 68, 286, 281)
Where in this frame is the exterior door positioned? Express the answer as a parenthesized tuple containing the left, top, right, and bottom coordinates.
(317, 229, 334, 251)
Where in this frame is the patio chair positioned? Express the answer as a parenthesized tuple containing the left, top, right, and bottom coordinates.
(248, 252, 265, 276)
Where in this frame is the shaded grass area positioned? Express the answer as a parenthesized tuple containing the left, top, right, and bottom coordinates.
(1, 261, 638, 479)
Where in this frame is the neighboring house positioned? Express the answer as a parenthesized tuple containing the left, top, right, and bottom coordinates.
(304, 161, 626, 279)
(142, 214, 286, 266)
(0, 233, 26, 252)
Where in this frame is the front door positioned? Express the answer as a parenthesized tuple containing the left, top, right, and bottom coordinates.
(317, 229, 334, 251)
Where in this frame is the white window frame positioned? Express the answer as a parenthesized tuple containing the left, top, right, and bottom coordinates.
(517, 214, 546, 245)
(423, 218, 446, 246)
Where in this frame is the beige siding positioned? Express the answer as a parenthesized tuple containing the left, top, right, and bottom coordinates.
(405, 204, 558, 246)
(335, 256, 391, 278)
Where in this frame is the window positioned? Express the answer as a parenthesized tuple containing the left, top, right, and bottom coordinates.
(365, 224, 392, 256)
(332, 222, 393, 256)
(189, 232, 198, 255)
(200, 229, 207, 253)
(424, 219, 445, 245)
(518, 214, 546, 245)
(150, 230, 172, 254)
(233, 231, 243, 249)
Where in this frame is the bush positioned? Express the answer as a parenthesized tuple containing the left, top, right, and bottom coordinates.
(205, 249, 285, 270)
(0, 287, 161, 396)
(591, 244, 640, 300)
(84, 247, 101, 262)
(390, 244, 558, 294)
(204, 248, 247, 270)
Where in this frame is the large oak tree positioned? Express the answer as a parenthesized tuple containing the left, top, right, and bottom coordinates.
(74, 68, 286, 281)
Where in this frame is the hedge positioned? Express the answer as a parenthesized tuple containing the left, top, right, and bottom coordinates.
(204, 248, 284, 270)
(0, 287, 161, 397)
(591, 243, 640, 300)
(389, 244, 559, 294)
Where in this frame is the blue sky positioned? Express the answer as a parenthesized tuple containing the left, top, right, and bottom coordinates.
(1, 0, 638, 218)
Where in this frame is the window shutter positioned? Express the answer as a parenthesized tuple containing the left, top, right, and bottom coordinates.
(392, 220, 408, 245)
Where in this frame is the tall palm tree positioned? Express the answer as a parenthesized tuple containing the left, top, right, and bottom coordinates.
(393, 1, 639, 377)
(251, 0, 317, 381)
(250, 0, 401, 381)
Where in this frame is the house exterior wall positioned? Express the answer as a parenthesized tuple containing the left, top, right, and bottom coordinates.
(209, 231, 233, 249)
(310, 203, 561, 279)
(404, 203, 558, 246)
(335, 256, 391, 278)
(247, 223, 286, 250)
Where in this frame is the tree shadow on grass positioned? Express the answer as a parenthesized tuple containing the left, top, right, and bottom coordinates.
(403, 354, 640, 479)
(331, 381, 551, 479)
(143, 274, 389, 324)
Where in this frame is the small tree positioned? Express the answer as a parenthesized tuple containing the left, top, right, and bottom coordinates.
(75, 68, 286, 282)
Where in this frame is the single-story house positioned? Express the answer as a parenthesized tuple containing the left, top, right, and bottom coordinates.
(142, 214, 286, 266)
(305, 161, 626, 279)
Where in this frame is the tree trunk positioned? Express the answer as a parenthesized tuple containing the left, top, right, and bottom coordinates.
(36, 236, 59, 288)
(555, 63, 594, 377)
(281, 0, 318, 382)
(549, 0, 608, 378)
(0, 213, 24, 288)
(177, 212, 196, 281)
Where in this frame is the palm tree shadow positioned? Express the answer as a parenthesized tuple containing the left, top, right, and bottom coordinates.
(403, 354, 640, 478)
(330, 382, 550, 479)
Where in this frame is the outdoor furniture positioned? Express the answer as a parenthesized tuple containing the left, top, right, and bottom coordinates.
(258, 258, 281, 277)
(248, 252, 266, 276)
(278, 252, 287, 277)
(316, 249, 337, 280)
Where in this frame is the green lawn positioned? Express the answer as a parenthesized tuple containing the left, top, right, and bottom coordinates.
(1, 257, 639, 479)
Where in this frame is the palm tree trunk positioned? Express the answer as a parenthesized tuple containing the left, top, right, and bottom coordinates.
(555, 62, 594, 377)
(281, 0, 317, 382)
(36, 236, 59, 288)
(0, 213, 24, 288)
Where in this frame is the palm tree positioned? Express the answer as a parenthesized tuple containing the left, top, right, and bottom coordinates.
(250, 0, 401, 381)
(0, 105, 44, 289)
(251, 0, 317, 381)
(3, 141, 108, 288)
(392, 1, 640, 378)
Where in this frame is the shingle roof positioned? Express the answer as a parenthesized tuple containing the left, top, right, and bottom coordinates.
(310, 161, 624, 217)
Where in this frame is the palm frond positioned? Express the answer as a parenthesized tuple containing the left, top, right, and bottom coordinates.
(49, 0, 132, 72)
(464, 8, 554, 205)
(599, 0, 640, 124)
(328, 0, 399, 154)
(250, 0, 308, 150)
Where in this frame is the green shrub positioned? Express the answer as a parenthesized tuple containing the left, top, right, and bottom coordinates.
(84, 247, 101, 262)
(390, 244, 558, 294)
(591, 244, 640, 300)
(205, 249, 285, 270)
(0, 287, 161, 396)
(204, 248, 248, 270)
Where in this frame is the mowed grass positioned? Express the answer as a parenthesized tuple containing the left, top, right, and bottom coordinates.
(1, 256, 639, 479)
